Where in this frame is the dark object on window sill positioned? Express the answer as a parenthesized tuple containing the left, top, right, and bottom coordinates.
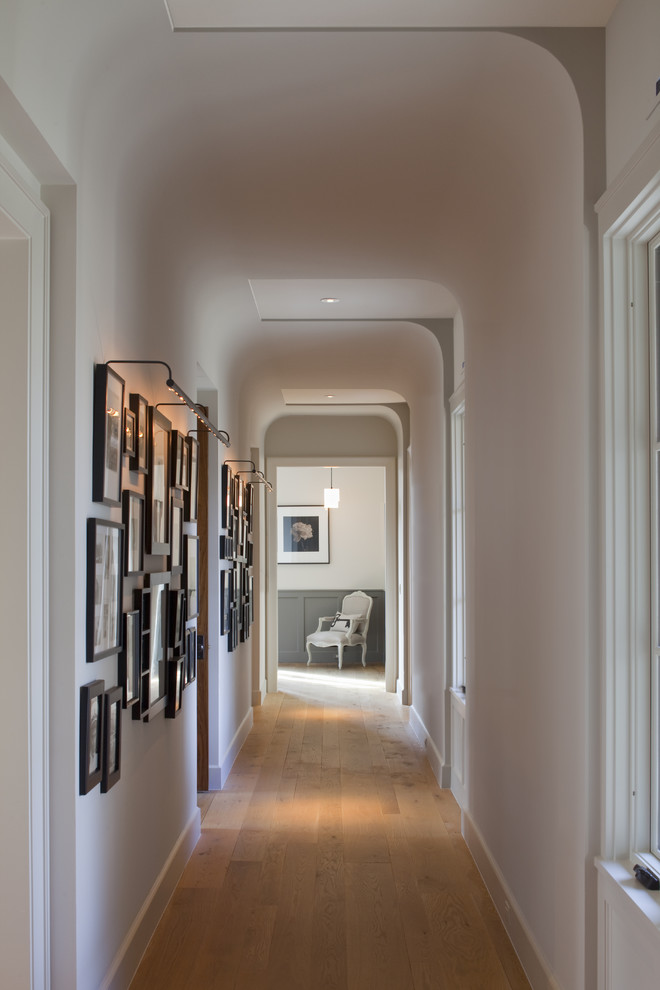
(633, 864, 660, 891)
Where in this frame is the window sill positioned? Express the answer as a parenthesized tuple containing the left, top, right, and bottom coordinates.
(596, 858, 660, 934)
(449, 686, 466, 707)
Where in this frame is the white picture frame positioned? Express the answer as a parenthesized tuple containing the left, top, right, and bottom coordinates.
(277, 505, 329, 564)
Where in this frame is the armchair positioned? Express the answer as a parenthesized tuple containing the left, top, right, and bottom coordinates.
(305, 591, 373, 669)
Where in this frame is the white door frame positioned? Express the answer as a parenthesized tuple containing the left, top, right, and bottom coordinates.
(0, 149, 50, 989)
(266, 455, 398, 693)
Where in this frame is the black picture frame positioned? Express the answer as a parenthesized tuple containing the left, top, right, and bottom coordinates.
(92, 363, 125, 506)
(184, 627, 197, 685)
(228, 608, 238, 652)
(170, 430, 184, 489)
(185, 534, 200, 619)
(220, 569, 232, 635)
(185, 436, 199, 522)
(129, 393, 149, 475)
(144, 571, 170, 719)
(101, 686, 122, 792)
(86, 518, 124, 663)
(169, 492, 184, 576)
(122, 489, 145, 577)
(80, 680, 104, 795)
(169, 588, 186, 651)
(119, 609, 141, 709)
(180, 434, 190, 492)
(132, 588, 151, 721)
(146, 407, 171, 555)
(124, 407, 136, 458)
(221, 462, 233, 530)
(166, 657, 185, 718)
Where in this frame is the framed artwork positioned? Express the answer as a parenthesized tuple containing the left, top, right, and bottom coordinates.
(180, 435, 190, 492)
(87, 518, 124, 663)
(166, 657, 184, 717)
(92, 363, 125, 505)
(220, 569, 232, 635)
(185, 436, 199, 522)
(135, 586, 151, 632)
(169, 588, 186, 651)
(124, 407, 136, 458)
(132, 588, 151, 720)
(185, 627, 197, 685)
(119, 610, 141, 709)
(122, 489, 144, 576)
(80, 680, 104, 795)
(277, 506, 329, 564)
(221, 462, 232, 529)
(185, 535, 200, 619)
(170, 430, 184, 489)
(169, 493, 184, 575)
(228, 608, 238, 652)
(101, 686, 122, 792)
(129, 393, 149, 475)
(146, 407, 171, 555)
(145, 572, 170, 718)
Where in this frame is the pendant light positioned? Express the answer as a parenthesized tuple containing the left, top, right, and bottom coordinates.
(324, 467, 340, 509)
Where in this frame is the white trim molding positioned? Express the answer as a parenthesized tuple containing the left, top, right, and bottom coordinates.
(209, 705, 254, 791)
(101, 807, 201, 990)
(408, 703, 451, 789)
(597, 116, 660, 986)
(0, 151, 51, 990)
(463, 813, 561, 990)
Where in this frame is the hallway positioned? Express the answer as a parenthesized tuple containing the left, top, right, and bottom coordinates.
(130, 666, 530, 989)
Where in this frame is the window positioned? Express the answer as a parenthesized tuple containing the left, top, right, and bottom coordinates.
(451, 394, 466, 691)
(599, 170, 660, 868)
(650, 234, 660, 858)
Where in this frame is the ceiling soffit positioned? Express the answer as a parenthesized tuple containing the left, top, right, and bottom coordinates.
(164, 0, 617, 31)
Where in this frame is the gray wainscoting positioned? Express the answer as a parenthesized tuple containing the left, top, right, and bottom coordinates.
(278, 589, 385, 664)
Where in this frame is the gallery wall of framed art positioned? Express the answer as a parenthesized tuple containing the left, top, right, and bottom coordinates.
(83, 362, 203, 796)
(220, 462, 255, 652)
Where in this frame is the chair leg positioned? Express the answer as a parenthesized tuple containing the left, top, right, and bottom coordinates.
(361, 643, 367, 667)
(337, 644, 343, 669)
(306, 642, 313, 665)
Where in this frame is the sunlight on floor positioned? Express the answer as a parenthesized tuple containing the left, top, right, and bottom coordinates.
(278, 666, 385, 691)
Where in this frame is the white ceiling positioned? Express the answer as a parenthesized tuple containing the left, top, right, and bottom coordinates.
(282, 388, 406, 405)
(165, 0, 618, 30)
(249, 279, 458, 321)
(1, 2, 604, 417)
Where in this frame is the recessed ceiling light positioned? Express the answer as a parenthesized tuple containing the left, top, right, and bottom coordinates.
(320, 297, 340, 304)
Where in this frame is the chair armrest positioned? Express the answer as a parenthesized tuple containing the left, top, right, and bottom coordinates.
(314, 615, 336, 632)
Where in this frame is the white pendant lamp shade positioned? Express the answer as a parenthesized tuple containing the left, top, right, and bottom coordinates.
(323, 467, 340, 508)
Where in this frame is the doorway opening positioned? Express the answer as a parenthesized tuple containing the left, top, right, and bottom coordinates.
(266, 456, 399, 696)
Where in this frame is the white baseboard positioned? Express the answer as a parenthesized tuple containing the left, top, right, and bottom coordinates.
(408, 704, 451, 788)
(252, 679, 266, 707)
(101, 805, 201, 990)
(208, 706, 254, 791)
(463, 811, 561, 990)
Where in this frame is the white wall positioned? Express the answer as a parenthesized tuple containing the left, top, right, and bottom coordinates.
(453, 311, 465, 390)
(0, 14, 614, 990)
(606, 0, 660, 182)
(277, 465, 386, 590)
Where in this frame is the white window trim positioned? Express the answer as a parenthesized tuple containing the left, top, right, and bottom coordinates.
(450, 384, 466, 692)
(649, 232, 660, 860)
(599, 159, 660, 866)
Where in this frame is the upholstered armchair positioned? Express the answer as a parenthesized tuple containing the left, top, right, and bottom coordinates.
(305, 591, 373, 669)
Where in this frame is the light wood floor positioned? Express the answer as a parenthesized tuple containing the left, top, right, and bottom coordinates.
(130, 663, 530, 990)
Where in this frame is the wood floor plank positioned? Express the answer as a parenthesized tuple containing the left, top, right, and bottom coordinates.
(129, 665, 531, 990)
(345, 861, 415, 990)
